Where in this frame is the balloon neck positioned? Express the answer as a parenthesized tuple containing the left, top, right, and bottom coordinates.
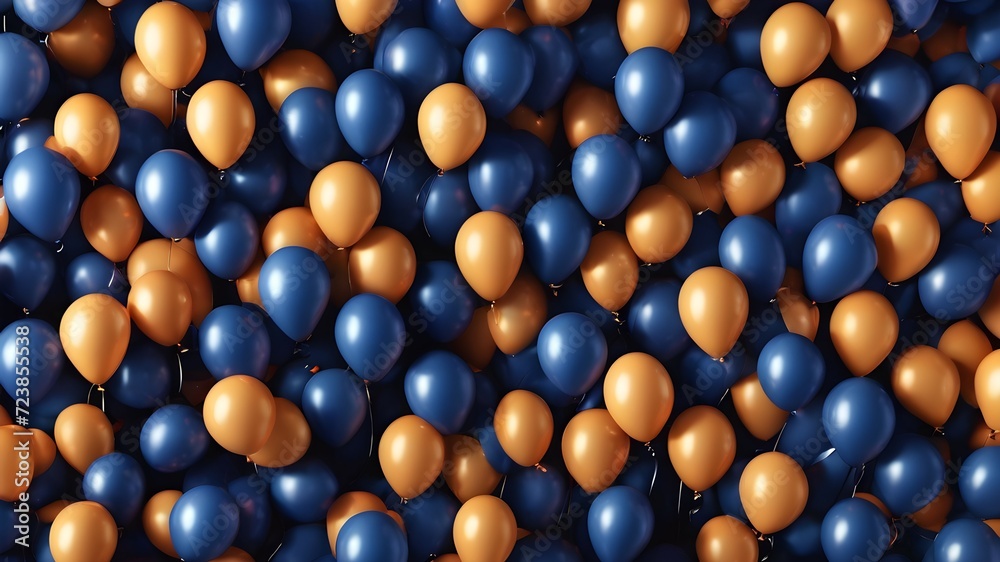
(21, 308, 29, 316)
(436, 169, 444, 177)
(793, 162, 806, 169)
(533, 463, 548, 473)
(984, 223, 993, 235)
(309, 365, 320, 374)
(596, 220, 605, 228)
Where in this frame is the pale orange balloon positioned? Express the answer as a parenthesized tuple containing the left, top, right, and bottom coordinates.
(826, 0, 893, 72)
(49, 501, 118, 562)
(580, 231, 639, 312)
(261, 50, 337, 112)
(739, 452, 808, 534)
(236, 253, 264, 307)
(0, 425, 33, 501)
(453, 495, 517, 562)
(326, 492, 387, 556)
(668, 405, 737, 492)
(80, 185, 143, 263)
(143, 490, 182, 558)
(987, 519, 1000, 537)
(29, 428, 56, 475)
(121, 53, 174, 126)
(455, 211, 523, 302)
(911, 486, 953, 533)
(309, 161, 381, 248)
(60, 294, 130, 385)
(37, 500, 71, 523)
(707, 0, 749, 18)
(604, 352, 674, 443)
(444, 435, 503, 503)
(456, 0, 512, 27)
(786, 78, 857, 163)
(938, 320, 992, 408)
(830, 290, 899, 376)
(835, 127, 905, 202)
(187, 81, 255, 170)
(962, 151, 1000, 223)
(128, 238, 213, 325)
(506, 105, 559, 146)
(489, 272, 547, 356)
(203, 375, 277, 456)
(348, 227, 416, 304)
(48, 1, 115, 79)
(134, 1, 206, 89)
(925, 85, 997, 180)
(484, 6, 531, 33)
(450, 306, 497, 372)
(872, 197, 940, 282)
(562, 409, 630, 494)
(732, 373, 788, 441)
(53, 404, 114, 474)
(696, 515, 758, 562)
(335, 0, 398, 34)
(661, 166, 725, 214)
(720, 140, 786, 216)
(248, 398, 311, 467)
(262, 207, 336, 258)
(494, 390, 553, 467)
(981, 277, 1000, 339)
(892, 346, 960, 428)
(617, 0, 690, 53)
(379, 415, 445, 499)
(678, 266, 749, 359)
(775, 288, 820, 341)
(760, 3, 831, 87)
(563, 82, 622, 148)
(523, 0, 591, 26)
(128, 270, 192, 347)
(419, 83, 487, 171)
(976, 350, 1000, 430)
(53, 93, 120, 178)
(625, 184, 693, 263)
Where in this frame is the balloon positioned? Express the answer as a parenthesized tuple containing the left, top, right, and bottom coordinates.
(719, 215, 785, 301)
(892, 345, 960, 428)
(53, 93, 121, 179)
(759, 3, 830, 87)
(580, 231, 638, 312)
(455, 211, 523, 302)
(962, 151, 1000, 224)
(758, 333, 825, 411)
(617, 0, 689, 53)
(713, 68, 779, 143)
(732, 373, 788, 441)
(0, 237, 56, 311)
(871, 434, 944, 515)
(563, 82, 622, 148)
(958, 446, 1000, 520)
(604, 352, 673, 443)
(216, 0, 291, 71)
(625, 185, 692, 265)
(13, 0, 84, 31)
(347, 227, 416, 304)
(192, 201, 258, 279)
(919, 243, 995, 322)
(494, 390, 553, 467)
(572, 134, 642, 220)
(48, 501, 117, 562)
(463, 29, 533, 118)
(523, 0, 590, 26)
(855, 50, 932, 134)
(834, 127, 905, 202)
(802, 215, 877, 303)
(78, 185, 142, 263)
(277, 87, 344, 170)
(387, 485, 459, 561)
(697, 515, 758, 562)
(829, 290, 898, 377)
(588, 486, 654, 562)
(820, 498, 892, 562)
(0, 33, 49, 122)
(454, 495, 517, 562)
(301, 369, 366, 448)
(419, 83, 487, 171)
(872, 197, 940, 283)
(259, 246, 331, 341)
(140, 404, 210, 472)
(203, 375, 277, 455)
(520, 25, 578, 112)
(59, 294, 130, 386)
(933, 519, 1000, 562)
(335, 293, 406, 382)
(127, 270, 192, 347)
(489, 273, 547, 355)
(83, 453, 145, 525)
(678, 266, 749, 359)
(468, 133, 533, 214)
(0, 319, 62, 402)
(143, 490, 181, 557)
(926, 84, 997, 180)
(404, 350, 475, 435)
(453, 0, 508, 26)
(663, 92, 737, 179)
(336, 69, 405, 158)
(379, 415, 445, 499)
(248, 398, 311, 468)
(136, 150, 211, 238)
(326, 492, 387, 556)
(335, 0, 397, 33)
(937, 320, 990, 408)
(380, 27, 461, 112)
(337, 511, 408, 562)
(120, 54, 175, 126)
(47, 0, 115, 79)
(170, 486, 240, 561)
(134, 1, 207, 89)
(720, 139, 786, 216)
(537, 312, 608, 396)
(775, 163, 843, 268)
(668, 405, 736, 492)
(615, 47, 684, 135)
(198, 305, 269, 380)
(822, 377, 896, 466)
(4, 147, 80, 243)
(740, 452, 809, 534)
(443, 435, 502, 503)
(187, 81, 255, 170)
(301, 163, 380, 250)
(262, 49, 337, 112)
(53, 404, 114, 474)
(976, 350, 1000, 429)
(626, 280, 689, 363)
(786, 78, 857, 163)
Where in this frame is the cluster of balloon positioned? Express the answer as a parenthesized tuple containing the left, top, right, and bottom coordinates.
(6, 0, 1000, 560)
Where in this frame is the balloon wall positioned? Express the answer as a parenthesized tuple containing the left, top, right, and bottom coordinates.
(2, 0, 1000, 560)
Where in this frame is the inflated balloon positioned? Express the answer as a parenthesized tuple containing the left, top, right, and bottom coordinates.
(962, 151, 1000, 224)
(262, 49, 337, 112)
(572, 134, 641, 220)
(740, 452, 809, 534)
(336, 293, 406, 382)
(760, 3, 831, 87)
(48, 1, 115, 79)
(834, 127, 905, 202)
(919, 243, 995, 322)
(697, 515, 758, 562)
(823, 377, 896, 466)
(143, 490, 181, 557)
(455, 211, 523, 302)
(588, 486, 655, 562)
(336, 69, 405, 158)
(261, 206, 333, 259)
(83, 452, 146, 525)
(820, 498, 892, 562)
(169, 486, 240, 561)
(519, 25, 578, 112)
(444, 435, 502, 503)
(855, 50, 932, 134)
(893, 346, 960, 428)
(829, 290, 899, 376)
(136, 149, 211, 239)
(13, 0, 84, 32)
(0, 237, 57, 311)
(0, 33, 50, 122)
(0, 319, 63, 402)
(259, 246, 331, 341)
(193, 201, 259, 280)
(872, 198, 940, 283)
(625, 185, 692, 264)
(826, 0, 893, 72)
(732, 373, 788, 441)
(678, 266, 749, 359)
(187, 81, 255, 170)
(59, 294, 130, 386)
(139, 404, 209, 473)
(379, 415, 445, 499)
(976, 351, 1000, 430)
(404, 350, 475, 436)
(4, 147, 80, 243)
(604, 353, 673, 443)
(419, 83, 487, 171)
(563, 82, 622, 148)
(128, 270, 192, 346)
(489, 273, 547, 355)
(463, 29, 533, 118)
(494, 390, 553, 467)
(668, 406, 736, 492)
(802, 215, 877, 303)
(537, 312, 608, 396)
(664, 92, 737, 179)
(925, 84, 997, 180)
(467, 133, 533, 214)
(247, 398, 311, 468)
(758, 333, 825, 412)
(337, 511, 408, 562)
(933, 519, 1000, 562)
(454, 495, 517, 562)
(203, 375, 277, 455)
(348, 227, 416, 304)
(615, 47, 684, 135)
(720, 139, 786, 216)
(617, 0, 689, 53)
(661, 166, 725, 214)
(786, 78, 857, 163)
(128, 238, 213, 324)
(719, 216, 785, 302)
(54, 404, 114, 474)
(134, 1, 207, 89)
(277, 87, 344, 170)
(871, 434, 944, 515)
(80, 185, 142, 263)
(120, 54, 175, 127)
(326, 492, 387, 556)
(216, 0, 291, 71)
(48, 501, 118, 562)
(938, 320, 990, 408)
(336, 0, 397, 34)
(580, 231, 638, 312)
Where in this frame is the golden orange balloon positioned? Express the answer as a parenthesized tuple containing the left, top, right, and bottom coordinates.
(335, 0, 398, 34)
(187, 80, 256, 170)
(53, 93, 120, 179)
(826, 0, 893, 72)
(617, 0, 690, 53)
(494, 390, 554, 467)
(739, 452, 808, 535)
(489, 272, 548, 356)
(53, 404, 114, 474)
(348, 227, 417, 304)
(450, 306, 497, 372)
(892, 346, 960, 428)
(128, 238, 213, 325)
(309, 161, 382, 248)
(80, 185, 143, 263)
(456, 0, 512, 27)
(134, 1, 206, 90)
(523, 0, 591, 26)
(720, 139, 786, 216)
(379, 415, 445, 500)
(128, 270, 193, 347)
(261, 49, 337, 112)
(760, 3, 831, 87)
(668, 405, 737, 492)
(872, 197, 939, 283)
(143, 490, 182, 558)
(48, 1, 115, 79)
(926, 85, 997, 180)
(834, 127, 905, 202)
(678, 266, 749, 359)
(455, 211, 523, 302)
(775, 288, 821, 341)
(248, 398, 311, 468)
(707, 0, 749, 18)
(49, 501, 118, 562)
(563, 82, 622, 148)
(696, 515, 758, 562)
(625, 184, 693, 264)
(60, 294, 130, 385)
(938, 320, 992, 407)
(506, 104, 559, 146)
(562, 409, 631, 494)
(580, 230, 639, 312)
(203, 375, 277, 456)
(962, 151, 1000, 224)
(419, 83, 487, 171)
(121, 53, 175, 126)
(786, 78, 857, 163)
(976, 350, 1000, 430)
(453, 495, 517, 562)
(661, 166, 725, 214)
(732, 373, 788, 441)
(830, 290, 899, 376)
(604, 352, 674, 443)
(443, 435, 503, 503)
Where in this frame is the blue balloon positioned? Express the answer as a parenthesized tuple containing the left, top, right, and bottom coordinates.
(0, 34, 49, 122)
(856, 50, 933, 134)
(570, 11, 627, 91)
(424, 0, 478, 49)
(468, 133, 534, 213)
(872, 434, 945, 515)
(615, 47, 684, 135)
(170, 486, 240, 562)
(5, 118, 52, 161)
(522, 25, 579, 112)
(958, 446, 1000, 518)
(106, 109, 170, 192)
(278, 87, 345, 171)
(632, 136, 669, 187)
(757, 333, 825, 411)
(141, 404, 211, 472)
(672, 211, 723, 278)
(272, 524, 331, 562)
(227, 474, 272, 553)
(66, 254, 128, 306)
(537, 312, 608, 396)
(111, 0, 155, 47)
(626, 280, 690, 363)
(369, 0, 425, 71)
(199, 305, 270, 380)
(505, 467, 569, 531)
(477, 422, 516, 473)
(676, 344, 748, 408)
(83, 452, 146, 525)
(821, 498, 893, 562)
(919, 244, 995, 321)
(388, 486, 459, 559)
(185, 30, 244, 93)
(714, 68, 778, 141)
(336, 69, 405, 158)
(404, 350, 474, 435)
(719, 215, 786, 301)
(269, 362, 313, 406)
(726, 1, 773, 70)
(217, 0, 291, 71)
(0, 236, 55, 311)
(270, 457, 339, 522)
(523, 195, 592, 285)
(929, 52, 980, 91)
(572, 134, 641, 220)
(890, 0, 939, 34)
(4, 147, 79, 243)
(822, 377, 896, 467)
(408, 261, 475, 342)
(224, 142, 287, 217)
(259, 246, 331, 341)
(335, 293, 406, 382)
(492, 345, 575, 408)
(337, 511, 408, 562)
(775, 164, 844, 268)
(379, 27, 460, 112)
(285, 0, 334, 49)
(968, 5, 1000, 63)
(0, 319, 61, 401)
(680, 43, 732, 93)
(663, 92, 737, 178)
(16, 0, 80, 32)
(933, 519, 1000, 562)
(420, 167, 478, 247)
(106, 335, 175, 409)
(194, 201, 259, 280)
(588, 486, 654, 562)
(802, 215, 878, 303)
(136, 149, 211, 239)
(904, 180, 965, 231)
(463, 28, 534, 117)
(302, 368, 367, 447)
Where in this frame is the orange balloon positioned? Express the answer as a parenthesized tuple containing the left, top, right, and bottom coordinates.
(143, 490, 182, 558)
(53, 93, 120, 178)
(489, 272, 547, 355)
(0, 425, 33, 501)
(60, 294, 130, 385)
(888, 33, 921, 57)
(335, 0, 398, 34)
(37, 500, 71, 523)
(563, 82, 622, 148)
(707, 0, 749, 18)
(617, 0, 689, 53)
(834, 127, 905, 202)
(248, 398, 311, 467)
(661, 166, 725, 214)
(203, 375, 277, 455)
(455, 211, 523, 302)
(739, 452, 809, 534)
(910, 486, 953, 533)
(53, 404, 114, 474)
(326, 492, 387, 556)
(262, 206, 336, 259)
(444, 435, 503, 503)
(976, 350, 1000, 430)
(667, 405, 737, 492)
(826, 0, 893, 72)
(49, 501, 118, 562)
(625, 184, 693, 263)
(855, 492, 892, 518)
(494, 390, 554, 467)
(939, 319, 992, 407)
(453, 495, 517, 562)
(261, 50, 337, 112)
(678, 266, 749, 359)
(720, 140, 786, 215)
(775, 288, 820, 341)
(484, 6, 531, 33)
(128, 270, 193, 346)
(988, 519, 1000, 537)
(580, 231, 638, 312)
(48, 1, 115, 78)
(696, 515, 758, 562)
(506, 104, 559, 146)
(419, 83, 487, 171)
(80, 185, 142, 263)
(28, 428, 56, 475)
(121, 53, 175, 126)
(523, 0, 591, 26)
(309, 161, 381, 248)
(128, 238, 213, 325)
(981, 276, 1000, 339)
(926, 84, 997, 180)
(187, 81, 255, 170)
(872, 197, 940, 282)
(456, 0, 512, 27)
(786, 78, 857, 163)
(379, 415, 445, 499)
(450, 306, 497, 371)
(0, 197, 8, 244)
(134, 1, 206, 90)
(892, 346, 960, 428)
(211, 547, 255, 562)
(562, 409, 630, 494)
(236, 253, 264, 307)
(348, 227, 417, 304)
(732, 373, 789, 441)
(962, 151, 1000, 223)
(327, 245, 353, 307)
(830, 290, 899, 376)
(604, 352, 674, 443)
(760, 3, 831, 87)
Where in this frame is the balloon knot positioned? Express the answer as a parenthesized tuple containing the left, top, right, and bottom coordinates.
(692, 491, 702, 501)
(534, 463, 548, 473)
(437, 169, 444, 177)
(596, 220, 606, 228)
(21, 308, 29, 316)
(310, 365, 321, 374)
(794, 162, 806, 169)
(172, 238, 182, 243)
(96, 385, 104, 392)
(984, 224, 993, 235)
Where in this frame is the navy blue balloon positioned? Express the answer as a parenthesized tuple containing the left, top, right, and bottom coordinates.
(225, 143, 287, 216)
(4, 147, 79, 243)
(918, 244, 995, 321)
(477, 422, 516, 473)
(802, 215, 877, 303)
(856, 50, 933, 134)
(890, 0, 939, 34)
(615, 47, 684, 135)
(336, 69, 405, 158)
(775, 164, 844, 268)
(424, 0, 477, 49)
(199, 305, 270, 380)
(0, 319, 61, 401)
(302, 368, 367, 447)
(522, 25, 579, 112)
(269, 525, 330, 562)
(570, 11, 627, 91)
(872, 434, 945, 515)
(4, 118, 52, 161)
(259, 246, 331, 341)
(726, 1, 773, 70)
(141, 404, 211, 472)
(227, 475, 272, 553)
(335, 293, 406, 382)
(537, 312, 609, 396)
(588, 486, 654, 562)
(933, 519, 1000, 562)
(0, 236, 56, 311)
(270, 362, 313, 406)
(821, 498, 893, 562)
(285, 0, 333, 49)
(663, 92, 737, 178)
(758, 333, 825, 411)
(279, 87, 345, 170)
(714, 68, 778, 141)
(337, 511, 408, 562)
(194, 201, 259, 280)
(217, 0, 291, 71)
(270, 457, 339, 522)
(0, 34, 49, 121)
(968, 5, 1000, 63)
(505, 467, 568, 531)
(905, 180, 965, 231)
(388, 486, 459, 560)
(379, 27, 460, 112)
(523, 195, 592, 285)
(676, 344, 747, 407)
(169, 485, 240, 562)
(672, 211, 723, 278)
(468, 133, 534, 213)
(493, 345, 575, 408)
(136, 149, 211, 239)
(463, 28, 534, 117)
(680, 43, 732, 93)
(958, 446, 1000, 518)
(719, 215, 786, 301)
(626, 280, 690, 363)
(929, 52, 980, 91)
(404, 350, 474, 435)
(408, 261, 475, 342)
(106, 109, 170, 192)
(822, 377, 896, 467)
(420, 167, 478, 247)
(572, 134, 642, 220)
(107, 335, 175, 409)
(632, 136, 669, 187)
(83, 452, 146, 525)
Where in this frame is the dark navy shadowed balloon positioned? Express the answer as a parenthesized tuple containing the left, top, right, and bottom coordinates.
(719, 215, 786, 301)
(572, 134, 641, 220)
(302, 368, 367, 447)
(269, 358, 312, 406)
(822, 377, 896, 467)
(227, 474, 272, 554)
(904, 180, 965, 231)
(758, 333, 825, 411)
(83, 452, 146, 525)
(821, 498, 893, 562)
(523, 195, 592, 285)
(4, 147, 79, 243)
(588, 486, 654, 562)
(0, 318, 61, 401)
(408, 261, 475, 342)
(140, 404, 211, 472)
(855, 50, 932, 134)
(404, 350, 475, 435)
(335, 293, 406, 382)
(775, 164, 843, 268)
(510, 130, 555, 199)
(135, 149, 211, 239)
(216, 0, 290, 71)
(169, 485, 240, 562)
(0, 236, 56, 311)
(626, 279, 690, 363)
(614, 47, 684, 135)
(107, 334, 175, 409)
(714, 68, 778, 141)
(279, 87, 345, 171)
(336, 69, 405, 158)
(726, 0, 774, 70)
(4, 118, 52, 161)
(672, 211, 723, 279)
(379, 27, 460, 112)
(175, 0, 215, 10)
(929, 52, 980, 91)
(680, 42, 732, 93)
(522, 25, 580, 112)
(492, 345, 576, 408)
(388, 486, 459, 560)
(199, 305, 270, 380)
(259, 246, 331, 341)
(420, 167, 478, 247)
(505, 466, 569, 531)
(775, 398, 828, 467)
(270, 457, 339, 522)
(802, 215, 877, 303)
(968, 5, 1000, 63)
(632, 136, 669, 186)
(872, 433, 945, 515)
(337, 511, 408, 562)
(933, 519, 1000, 562)
(107, 109, 170, 192)
(424, 0, 478, 49)
(463, 28, 534, 118)
(570, 11, 627, 91)
(468, 133, 534, 213)
(225, 142, 287, 217)
(958, 446, 1000, 518)
(194, 201, 259, 280)
(919, 244, 995, 321)
(537, 312, 609, 396)
(0, 33, 49, 121)
(663, 92, 737, 178)
(271, 524, 332, 562)
(285, 0, 334, 49)
(477, 422, 516, 473)
(676, 344, 748, 407)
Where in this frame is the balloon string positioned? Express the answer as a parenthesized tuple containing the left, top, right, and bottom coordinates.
(170, 89, 178, 126)
(676, 480, 685, 516)
(175, 352, 185, 394)
(364, 381, 374, 460)
(851, 464, 866, 497)
(498, 474, 508, 500)
(87, 384, 106, 412)
(985, 429, 997, 448)
(266, 542, 283, 562)
(380, 145, 396, 187)
(644, 442, 658, 497)
(772, 421, 787, 452)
